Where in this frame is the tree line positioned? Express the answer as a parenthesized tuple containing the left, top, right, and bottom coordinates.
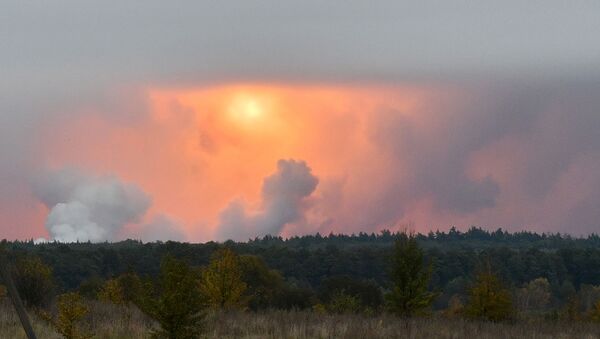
(4, 228, 600, 337)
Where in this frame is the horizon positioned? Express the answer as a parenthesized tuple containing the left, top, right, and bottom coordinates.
(10, 226, 600, 245)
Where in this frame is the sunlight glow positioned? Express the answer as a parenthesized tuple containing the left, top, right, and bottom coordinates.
(228, 95, 266, 123)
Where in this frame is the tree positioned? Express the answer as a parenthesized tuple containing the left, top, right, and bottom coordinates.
(443, 294, 464, 318)
(98, 278, 125, 306)
(515, 277, 551, 313)
(13, 256, 55, 308)
(385, 233, 436, 316)
(239, 255, 284, 310)
(200, 248, 247, 310)
(465, 266, 513, 321)
(98, 272, 143, 307)
(116, 272, 143, 305)
(45, 292, 91, 339)
(138, 256, 206, 339)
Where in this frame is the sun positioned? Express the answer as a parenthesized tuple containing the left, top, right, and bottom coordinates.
(228, 93, 268, 125)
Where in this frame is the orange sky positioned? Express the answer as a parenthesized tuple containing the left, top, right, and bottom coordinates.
(36, 83, 444, 240)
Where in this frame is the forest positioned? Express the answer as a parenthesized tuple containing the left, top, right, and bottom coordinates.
(3, 227, 600, 338)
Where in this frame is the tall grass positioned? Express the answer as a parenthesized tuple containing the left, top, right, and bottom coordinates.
(2, 299, 600, 338)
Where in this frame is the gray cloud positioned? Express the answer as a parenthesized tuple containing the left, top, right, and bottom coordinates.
(33, 168, 151, 242)
(1, 2, 600, 239)
(217, 159, 319, 241)
(348, 82, 600, 234)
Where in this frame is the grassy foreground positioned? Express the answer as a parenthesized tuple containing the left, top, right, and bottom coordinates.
(1, 300, 600, 339)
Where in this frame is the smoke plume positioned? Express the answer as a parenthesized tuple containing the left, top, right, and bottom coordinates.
(33, 168, 151, 242)
(217, 159, 319, 241)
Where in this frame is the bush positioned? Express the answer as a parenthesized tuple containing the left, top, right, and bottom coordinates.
(319, 275, 383, 312)
(326, 291, 362, 314)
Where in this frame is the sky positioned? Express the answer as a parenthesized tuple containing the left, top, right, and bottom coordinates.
(2, 2, 600, 242)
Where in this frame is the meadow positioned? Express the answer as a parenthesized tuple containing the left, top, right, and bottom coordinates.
(2, 300, 600, 339)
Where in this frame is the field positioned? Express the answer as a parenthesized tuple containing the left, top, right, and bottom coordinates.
(1, 300, 599, 339)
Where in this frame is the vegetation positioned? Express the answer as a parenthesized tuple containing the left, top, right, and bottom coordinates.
(44, 292, 91, 339)
(12, 256, 55, 309)
(465, 266, 514, 321)
(200, 248, 247, 310)
(137, 256, 206, 338)
(2, 303, 600, 339)
(5, 228, 600, 337)
(386, 233, 436, 316)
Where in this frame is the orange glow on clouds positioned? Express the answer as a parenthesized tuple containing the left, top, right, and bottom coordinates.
(37, 83, 440, 240)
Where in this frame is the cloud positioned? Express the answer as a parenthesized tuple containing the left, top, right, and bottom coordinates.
(33, 168, 151, 242)
(8, 81, 600, 241)
(217, 159, 319, 241)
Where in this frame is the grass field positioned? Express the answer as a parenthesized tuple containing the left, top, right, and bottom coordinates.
(2, 300, 600, 338)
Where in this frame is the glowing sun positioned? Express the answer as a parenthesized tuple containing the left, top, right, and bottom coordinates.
(228, 94, 266, 123)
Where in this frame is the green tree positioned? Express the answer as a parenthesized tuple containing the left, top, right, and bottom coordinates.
(44, 292, 91, 339)
(98, 272, 143, 306)
(138, 256, 206, 339)
(515, 277, 551, 313)
(239, 255, 284, 310)
(200, 248, 247, 309)
(465, 266, 513, 321)
(98, 278, 125, 306)
(13, 255, 55, 308)
(385, 233, 436, 316)
(117, 271, 144, 305)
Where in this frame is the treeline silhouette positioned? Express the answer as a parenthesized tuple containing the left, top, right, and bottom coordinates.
(4, 228, 600, 310)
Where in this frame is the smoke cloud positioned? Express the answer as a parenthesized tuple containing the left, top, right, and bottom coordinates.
(33, 169, 151, 242)
(217, 159, 319, 241)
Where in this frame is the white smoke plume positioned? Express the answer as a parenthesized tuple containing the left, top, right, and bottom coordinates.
(33, 168, 151, 242)
(217, 159, 319, 241)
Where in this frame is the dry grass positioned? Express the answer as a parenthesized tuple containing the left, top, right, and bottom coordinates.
(2, 299, 600, 338)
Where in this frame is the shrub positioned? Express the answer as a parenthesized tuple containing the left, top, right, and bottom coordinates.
(319, 275, 383, 312)
(326, 291, 362, 314)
